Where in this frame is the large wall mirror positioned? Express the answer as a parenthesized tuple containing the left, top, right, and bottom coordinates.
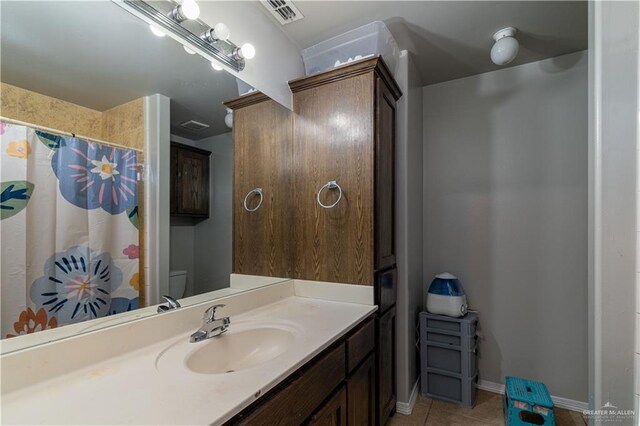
(0, 0, 285, 353)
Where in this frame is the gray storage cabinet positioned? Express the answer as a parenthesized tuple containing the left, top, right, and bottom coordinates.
(420, 312, 479, 407)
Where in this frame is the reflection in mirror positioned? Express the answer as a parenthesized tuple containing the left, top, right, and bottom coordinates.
(0, 1, 282, 351)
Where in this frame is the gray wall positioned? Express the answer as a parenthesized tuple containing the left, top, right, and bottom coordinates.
(423, 51, 588, 401)
(193, 132, 233, 294)
(168, 132, 233, 297)
(395, 50, 425, 404)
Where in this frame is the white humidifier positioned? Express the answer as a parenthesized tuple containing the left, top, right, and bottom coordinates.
(425, 272, 468, 318)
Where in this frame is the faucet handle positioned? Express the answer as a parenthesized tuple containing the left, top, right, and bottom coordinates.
(204, 304, 226, 322)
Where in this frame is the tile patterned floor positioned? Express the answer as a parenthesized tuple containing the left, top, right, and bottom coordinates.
(387, 390, 587, 426)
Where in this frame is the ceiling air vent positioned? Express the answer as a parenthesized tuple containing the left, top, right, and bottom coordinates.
(180, 120, 210, 132)
(261, 0, 304, 25)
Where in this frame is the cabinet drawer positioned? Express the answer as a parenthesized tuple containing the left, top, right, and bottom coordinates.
(307, 385, 347, 426)
(346, 318, 375, 373)
(375, 267, 396, 314)
(236, 343, 346, 425)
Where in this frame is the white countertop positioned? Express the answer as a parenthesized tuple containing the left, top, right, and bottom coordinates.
(1, 294, 376, 425)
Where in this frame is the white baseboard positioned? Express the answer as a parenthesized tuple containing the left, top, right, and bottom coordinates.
(477, 380, 589, 413)
(396, 378, 420, 415)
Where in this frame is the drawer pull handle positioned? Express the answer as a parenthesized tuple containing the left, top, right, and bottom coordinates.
(243, 187, 264, 212)
(316, 180, 342, 209)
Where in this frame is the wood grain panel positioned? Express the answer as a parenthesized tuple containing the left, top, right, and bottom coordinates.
(346, 318, 375, 373)
(231, 99, 293, 278)
(374, 79, 397, 270)
(292, 73, 375, 285)
(177, 148, 209, 216)
(236, 343, 346, 425)
(170, 143, 210, 218)
(308, 386, 347, 426)
(347, 354, 376, 426)
(376, 306, 397, 425)
(375, 267, 397, 314)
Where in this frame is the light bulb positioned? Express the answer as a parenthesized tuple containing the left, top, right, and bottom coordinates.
(180, 0, 200, 20)
(490, 27, 519, 66)
(149, 25, 166, 37)
(213, 23, 230, 41)
(225, 109, 233, 129)
(240, 43, 256, 60)
(211, 61, 223, 71)
(183, 45, 196, 55)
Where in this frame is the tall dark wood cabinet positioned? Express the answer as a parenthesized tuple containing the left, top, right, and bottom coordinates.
(288, 58, 401, 286)
(170, 142, 210, 218)
(224, 93, 293, 279)
(289, 58, 401, 426)
(225, 57, 401, 426)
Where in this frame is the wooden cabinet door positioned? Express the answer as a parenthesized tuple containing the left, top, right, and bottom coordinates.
(374, 78, 397, 271)
(176, 147, 210, 216)
(232, 99, 293, 278)
(376, 306, 396, 425)
(170, 143, 210, 217)
(308, 386, 347, 426)
(347, 354, 375, 426)
(292, 73, 375, 285)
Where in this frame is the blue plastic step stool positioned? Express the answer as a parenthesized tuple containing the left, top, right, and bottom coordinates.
(504, 376, 556, 426)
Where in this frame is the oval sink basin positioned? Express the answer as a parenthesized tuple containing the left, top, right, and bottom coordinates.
(186, 327, 294, 374)
(156, 322, 300, 376)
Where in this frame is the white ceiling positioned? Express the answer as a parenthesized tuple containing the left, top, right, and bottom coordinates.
(266, 1, 588, 85)
(0, 1, 239, 139)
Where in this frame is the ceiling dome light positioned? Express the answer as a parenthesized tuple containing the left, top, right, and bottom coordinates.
(490, 27, 519, 66)
(211, 61, 223, 71)
(149, 24, 166, 37)
(183, 45, 196, 55)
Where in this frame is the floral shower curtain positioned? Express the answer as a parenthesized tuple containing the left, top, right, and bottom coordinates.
(1, 122, 140, 338)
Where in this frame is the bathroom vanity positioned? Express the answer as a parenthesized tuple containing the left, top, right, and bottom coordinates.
(1, 280, 377, 425)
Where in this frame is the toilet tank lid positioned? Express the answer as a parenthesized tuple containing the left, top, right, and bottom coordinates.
(169, 270, 187, 277)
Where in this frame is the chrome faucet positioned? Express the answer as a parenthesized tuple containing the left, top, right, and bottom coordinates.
(190, 304, 230, 343)
(157, 295, 181, 313)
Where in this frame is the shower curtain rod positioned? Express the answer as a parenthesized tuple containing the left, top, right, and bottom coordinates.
(0, 116, 144, 153)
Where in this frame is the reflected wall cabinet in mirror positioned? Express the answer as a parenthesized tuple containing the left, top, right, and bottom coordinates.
(171, 143, 211, 218)
(226, 57, 401, 425)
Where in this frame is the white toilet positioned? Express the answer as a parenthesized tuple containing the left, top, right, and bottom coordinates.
(169, 270, 187, 299)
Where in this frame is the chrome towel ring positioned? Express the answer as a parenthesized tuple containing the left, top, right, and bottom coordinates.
(316, 180, 342, 209)
(243, 187, 264, 212)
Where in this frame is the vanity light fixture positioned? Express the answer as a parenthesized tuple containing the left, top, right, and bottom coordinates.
(117, 0, 248, 71)
(168, 0, 200, 22)
(490, 27, 519, 66)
